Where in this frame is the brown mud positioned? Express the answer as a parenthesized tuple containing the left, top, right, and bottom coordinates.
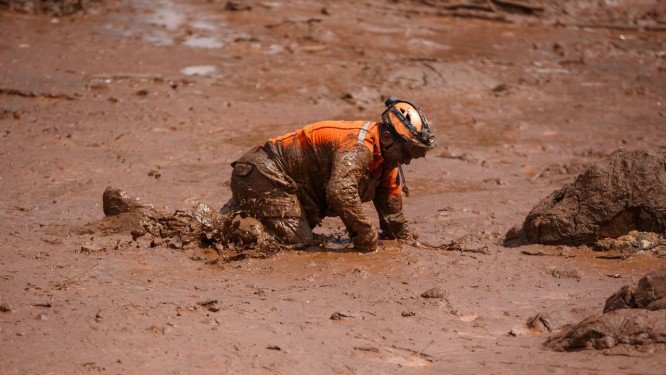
(1, 0, 666, 373)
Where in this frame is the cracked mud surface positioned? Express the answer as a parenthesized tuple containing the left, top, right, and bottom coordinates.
(1, 0, 665, 373)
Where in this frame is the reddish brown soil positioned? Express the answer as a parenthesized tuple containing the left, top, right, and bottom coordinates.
(1, 0, 665, 373)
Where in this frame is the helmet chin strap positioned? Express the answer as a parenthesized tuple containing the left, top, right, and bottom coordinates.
(380, 123, 411, 198)
(399, 165, 410, 197)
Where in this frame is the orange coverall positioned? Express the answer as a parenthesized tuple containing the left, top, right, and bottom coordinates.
(227, 121, 409, 249)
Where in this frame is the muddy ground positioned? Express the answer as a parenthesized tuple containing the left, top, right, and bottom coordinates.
(1, 0, 665, 373)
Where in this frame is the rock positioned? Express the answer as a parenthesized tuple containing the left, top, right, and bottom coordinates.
(544, 309, 666, 351)
(506, 150, 666, 246)
(421, 287, 447, 299)
(130, 229, 146, 240)
(401, 311, 415, 317)
(604, 268, 666, 313)
(102, 186, 150, 216)
(604, 285, 636, 312)
(0, 303, 11, 312)
(545, 269, 666, 351)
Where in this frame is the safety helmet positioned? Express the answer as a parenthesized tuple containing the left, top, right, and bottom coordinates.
(381, 97, 437, 158)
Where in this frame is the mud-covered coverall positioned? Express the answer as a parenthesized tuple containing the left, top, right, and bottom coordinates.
(228, 121, 410, 250)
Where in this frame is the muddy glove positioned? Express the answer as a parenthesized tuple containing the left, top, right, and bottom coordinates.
(379, 219, 418, 241)
(374, 184, 414, 241)
(353, 229, 378, 252)
(326, 146, 377, 252)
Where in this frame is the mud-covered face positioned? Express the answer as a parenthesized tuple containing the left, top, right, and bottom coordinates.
(382, 139, 413, 167)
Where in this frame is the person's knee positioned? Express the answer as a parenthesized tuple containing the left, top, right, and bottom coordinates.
(264, 218, 313, 245)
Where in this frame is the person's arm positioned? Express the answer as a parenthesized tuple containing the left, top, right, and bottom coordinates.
(373, 167, 415, 240)
(326, 146, 377, 251)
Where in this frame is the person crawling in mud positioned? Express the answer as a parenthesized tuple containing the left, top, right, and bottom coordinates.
(222, 97, 437, 252)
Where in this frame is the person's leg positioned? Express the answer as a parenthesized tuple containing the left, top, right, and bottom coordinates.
(229, 149, 313, 245)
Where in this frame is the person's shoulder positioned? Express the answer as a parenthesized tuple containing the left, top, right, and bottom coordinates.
(305, 120, 371, 130)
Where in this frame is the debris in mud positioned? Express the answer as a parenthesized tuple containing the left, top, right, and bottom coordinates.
(78, 243, 103, 254)
(411, 0, 666, 30)
(545, 268, 666, 351)
(596, 253, 627, 260)
(545, 309, 666, 351)
(91, 187, 282, 261)
(102, 187, 153, 217)
(224, 1, 251, 12)
(420, 287, 447, 299)
(0, 87, 75, 101)
(0, 0, 103, 16)
(520, 249, 548, 256)
(548, 268, 581, 281)
(603, 270, 666, 313)
(197, 299, 220, 313)
(330, 312, 354, 320)
(595, 231, 664, 251)
(505, 150, 666, 247)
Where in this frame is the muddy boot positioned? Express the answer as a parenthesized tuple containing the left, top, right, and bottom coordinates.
(226, 212, 267, 246)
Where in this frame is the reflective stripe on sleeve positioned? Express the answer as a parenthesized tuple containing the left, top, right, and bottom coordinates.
(357, 121, 373, 145)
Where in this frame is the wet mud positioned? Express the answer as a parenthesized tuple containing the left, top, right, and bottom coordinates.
(506, 149, 666, 246)
(2, 0, 666, 373)
(0, 0, 103, 15)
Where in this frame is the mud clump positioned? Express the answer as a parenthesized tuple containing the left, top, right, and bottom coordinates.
(545, 268, 666, 351)
(102, 186, 153, 216)
(420, 287, 447, 299)
(604, 269, 666, 313)
(91, 187, 276, 261)
(0, 0, 103, 15)
(506, 149, 666, 246)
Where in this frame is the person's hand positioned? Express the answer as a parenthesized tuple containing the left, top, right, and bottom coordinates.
(353, 229, 378, 253)
(380, 224, 418, 241)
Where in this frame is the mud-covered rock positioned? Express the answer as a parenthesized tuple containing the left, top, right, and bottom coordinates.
(544, 309, 666, 351)
(604, 268, 666, 313)
(0, 0, 102, 15)
(545, 268, 666, 351)
(102, 186, 152, 216)
(506, 149, 666, 246)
